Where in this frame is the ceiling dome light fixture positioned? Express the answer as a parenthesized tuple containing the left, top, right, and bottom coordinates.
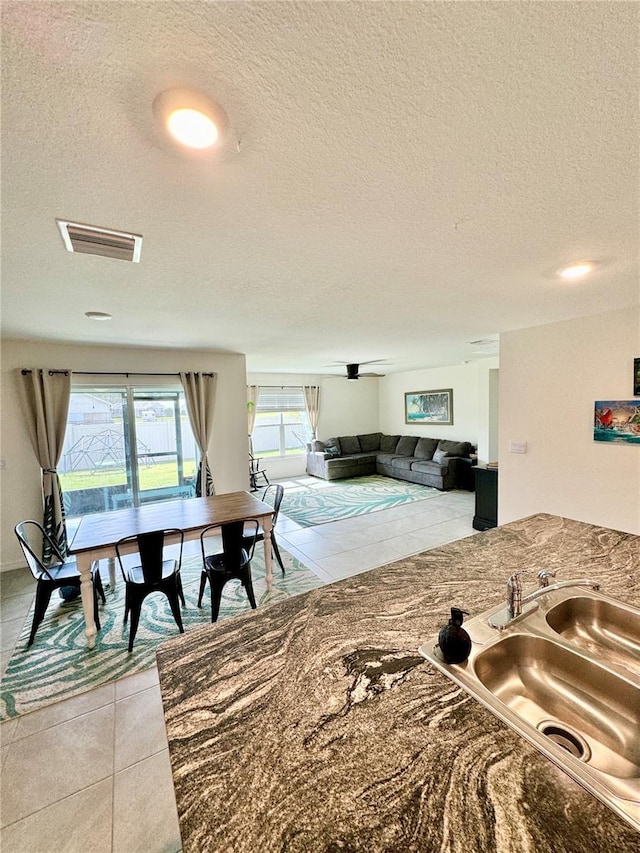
(85, 311, 113, 321)
(153, 88, 229, 151)
(557, 261, 598, 280)
(167, 108, 218, 149)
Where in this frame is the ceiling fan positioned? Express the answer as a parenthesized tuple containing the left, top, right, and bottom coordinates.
(333, 360, 388, 380)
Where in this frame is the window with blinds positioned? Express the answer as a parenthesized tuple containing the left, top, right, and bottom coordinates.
(252, 387, 310, 457)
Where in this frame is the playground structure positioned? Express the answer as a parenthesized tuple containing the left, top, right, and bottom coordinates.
(62, 428, 154, 475)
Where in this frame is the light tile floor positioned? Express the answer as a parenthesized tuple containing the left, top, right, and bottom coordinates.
(0, 478, 476, 852)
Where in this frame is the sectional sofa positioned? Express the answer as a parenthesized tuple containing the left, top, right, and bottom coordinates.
(305, 432, 476, 491)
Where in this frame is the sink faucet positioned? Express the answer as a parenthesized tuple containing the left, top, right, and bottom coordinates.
(506, 569, 554, 618)
(506, 569, 530, 619)
(520, 576, 600, 608)
(494, 571, 601, 629)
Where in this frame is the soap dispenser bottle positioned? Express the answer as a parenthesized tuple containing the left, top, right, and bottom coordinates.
(437, 607, 472, 664)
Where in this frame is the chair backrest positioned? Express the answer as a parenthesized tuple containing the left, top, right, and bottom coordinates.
(201, 519, 260, 571)
(116, 528, 183, 584)
(249, 452, 264, 474)
(261, 484, 284, 526)
(14, 520, 64, 579)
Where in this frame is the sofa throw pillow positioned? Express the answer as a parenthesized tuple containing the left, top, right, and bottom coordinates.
(312, 440, 326, 452)
(380, 434, 401, 452)
(324, 437, 341, 456)
(432, 448, 448, 464)
(436, 440, 472, 458)
(414, 437, 439, 460)
(395, 435, 419, 456)
(357, 432, 382, 452)
(339, 435, 361, 454)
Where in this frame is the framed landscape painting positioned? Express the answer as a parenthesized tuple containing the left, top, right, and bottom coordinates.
(405, 389, 453, 425)
(594, 400, 640, 444)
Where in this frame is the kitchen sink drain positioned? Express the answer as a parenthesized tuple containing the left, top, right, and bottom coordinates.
(537, 720, 592, 762)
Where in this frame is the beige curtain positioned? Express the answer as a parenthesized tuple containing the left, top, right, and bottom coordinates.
(180, 372, 217, 496)
(303, 385, 321, 439)
(18, 368, 72, 557)
(247, 385, 259, 453)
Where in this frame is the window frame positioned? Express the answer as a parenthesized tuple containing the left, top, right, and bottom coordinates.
(251, 387, 310, 459)
(60, 380, 198, 516)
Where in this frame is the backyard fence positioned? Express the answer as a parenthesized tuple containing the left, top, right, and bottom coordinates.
(60, 421, 197, 474)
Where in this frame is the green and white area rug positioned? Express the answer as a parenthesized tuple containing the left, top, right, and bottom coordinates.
(0, 549, 322, 720)
(279, 475, 438, 528)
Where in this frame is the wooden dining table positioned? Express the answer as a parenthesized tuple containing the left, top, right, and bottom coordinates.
(68, 491, 275, 649)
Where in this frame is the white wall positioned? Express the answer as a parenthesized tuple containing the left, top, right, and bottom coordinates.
(317, 377, 380, 439)
(475, 367, 500, 465)
(499, 307, 640, 534)
(488, 369, 499, 462)
(378, 361, 498, 458)
(1, 340, 248, 571)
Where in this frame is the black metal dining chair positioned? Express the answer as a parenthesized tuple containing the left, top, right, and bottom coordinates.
(198, 519, 260, 622)
(245, 483, 286, 574)
(14, 520, 106, 646)
(115, 528, 185, 652)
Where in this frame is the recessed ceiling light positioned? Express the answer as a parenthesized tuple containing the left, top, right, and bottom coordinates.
(166, 109, 218, 149)
(85, 311, 112, 321)
(153, 88, 228, 151)
(557, 261, 598, 280)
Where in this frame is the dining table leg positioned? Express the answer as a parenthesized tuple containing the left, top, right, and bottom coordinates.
(77, 551, 98, 649)
(262, 515, 274, 591)
(107, 556, 117, 590)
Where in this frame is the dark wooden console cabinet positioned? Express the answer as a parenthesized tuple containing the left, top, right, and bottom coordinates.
(473, 466, 498, 530)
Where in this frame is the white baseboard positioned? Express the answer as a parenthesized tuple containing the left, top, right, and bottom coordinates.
(1, 560, 27, 574)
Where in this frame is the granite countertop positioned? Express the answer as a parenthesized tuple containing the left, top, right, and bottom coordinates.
(156, 513, 640, 852)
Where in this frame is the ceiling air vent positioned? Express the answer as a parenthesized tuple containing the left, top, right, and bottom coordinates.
(56, 219, 142, 262)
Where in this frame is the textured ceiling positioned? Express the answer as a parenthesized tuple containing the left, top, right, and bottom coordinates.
(1, 2, 638, 375)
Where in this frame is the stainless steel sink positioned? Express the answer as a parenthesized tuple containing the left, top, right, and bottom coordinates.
(419, 586, 640, 832)
(545, 595, 640, 674)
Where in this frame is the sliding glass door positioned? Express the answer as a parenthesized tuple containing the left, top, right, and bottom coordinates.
(132, 391, 195, 506)
(60, 386, 197, 516)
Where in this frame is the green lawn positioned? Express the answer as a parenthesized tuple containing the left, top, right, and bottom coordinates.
(60, 460, 196, 492)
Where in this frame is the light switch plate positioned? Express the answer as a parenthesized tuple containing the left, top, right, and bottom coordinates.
(509, 441, 527, 454)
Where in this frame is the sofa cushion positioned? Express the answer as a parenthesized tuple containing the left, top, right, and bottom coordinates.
(376, 452, 398, 465)
(395, 435, 419, 456)
(436, 439, 473, 458)
(380, 434, 401, 452)
(339, 435, 361, 454)
(411, 460, 445, 474)
(326, 453, 376, 468)
(389, 456, 414, 471)
(414, 437, 438, 460)
(357, 432, 382, 452)
(325, 437, 341, 455)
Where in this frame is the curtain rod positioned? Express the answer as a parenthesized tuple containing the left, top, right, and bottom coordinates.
(21, 370, 215, 377)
